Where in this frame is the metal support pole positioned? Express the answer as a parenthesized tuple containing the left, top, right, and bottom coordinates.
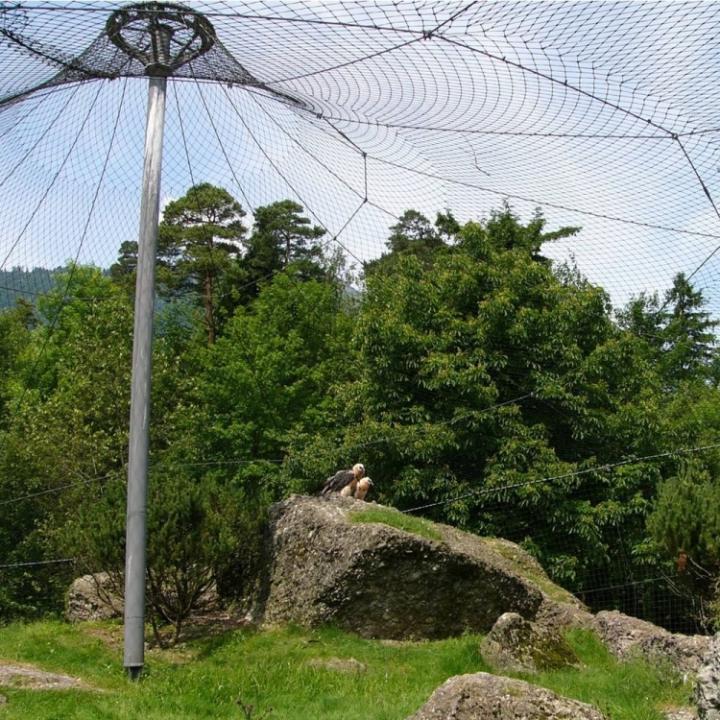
(124, 75, 167, 679)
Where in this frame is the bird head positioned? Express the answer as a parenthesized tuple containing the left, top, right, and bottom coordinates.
(352, 463, 365, 478)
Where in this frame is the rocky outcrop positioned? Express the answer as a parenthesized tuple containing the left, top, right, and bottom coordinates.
(480, 612, 580, 673)
(252, 492, 593, 643)
(256, 495, 581, 640)
(66, 573, 123, 622)
(594, 610, 711, 675)
(696, 633, 720, 718)
(405, 672, 606, 720)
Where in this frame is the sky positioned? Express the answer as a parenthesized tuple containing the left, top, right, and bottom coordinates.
(1, 0, 720, 311)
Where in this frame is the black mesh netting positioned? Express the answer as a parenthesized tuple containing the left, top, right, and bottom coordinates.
(1, 0, 719, 309)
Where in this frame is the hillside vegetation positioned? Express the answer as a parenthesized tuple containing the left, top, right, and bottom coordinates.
(2, 193, 720, 637)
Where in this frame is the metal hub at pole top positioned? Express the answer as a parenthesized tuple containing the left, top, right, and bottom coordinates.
(106, 2, 216, 77)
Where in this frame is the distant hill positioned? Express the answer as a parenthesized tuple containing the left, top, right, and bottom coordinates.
(0, 267, 59, 309)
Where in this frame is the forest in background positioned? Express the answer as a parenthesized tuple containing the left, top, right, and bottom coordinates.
(1, 183, 720, 640)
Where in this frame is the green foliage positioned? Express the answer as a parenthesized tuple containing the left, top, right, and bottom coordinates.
(187, 271, 355, 499)
(108, 240, 139, 297)
(5, 198, 720, 635)
(292, 207, 663, 595)
(647, 457, 720, 625)
(364, 209, 454, 275)
(648, 460, 720, 566)
(618, 272, 718, 389)
(662, 273, 718, 385)
(0, 299, 33, 424)
(0, 267, 132, 617)
(60, 471, 250, 645)
(0, 266, 58, 309)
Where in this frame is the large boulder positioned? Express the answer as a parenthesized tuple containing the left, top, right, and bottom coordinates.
(594, 610, 711, 675)
(405, 672, 606, 720)
(480, 612, 580, 673)
(0, 664, 90, 691)
(696, 633, 720, 718)
(66, 572, 221, 624)
(66, 573, 123, 622)
(255, 494, 582, 640)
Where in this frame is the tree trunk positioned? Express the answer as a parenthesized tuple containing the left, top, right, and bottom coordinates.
(203, 271, 215, 345)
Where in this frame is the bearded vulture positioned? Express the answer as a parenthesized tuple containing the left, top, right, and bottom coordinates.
(354, 477, 373, 500)
(321, 463, 365, 496)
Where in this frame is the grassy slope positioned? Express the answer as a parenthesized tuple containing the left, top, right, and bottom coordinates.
(0, 621, 692, 720)
(348, 507, 442, 541)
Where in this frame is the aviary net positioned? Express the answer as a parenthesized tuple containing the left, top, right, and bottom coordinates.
(1, 1, 719, 310)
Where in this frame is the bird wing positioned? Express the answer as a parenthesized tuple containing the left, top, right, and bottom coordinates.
(321, 470, 353, 495)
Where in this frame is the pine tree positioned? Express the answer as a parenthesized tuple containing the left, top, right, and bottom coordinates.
(158, 183, 246, 344)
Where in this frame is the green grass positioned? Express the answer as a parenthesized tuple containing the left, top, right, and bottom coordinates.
(0, 621, 694, 719)
(348, 507, 443, 542)
(512, 630, 693, 720)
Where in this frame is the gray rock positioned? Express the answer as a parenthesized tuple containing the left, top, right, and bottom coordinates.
(0, 664, 89, 691)
(405, 672, 607, 720)
(594, 610, 711, 675)
(535, 596, 595, 633)
(256, 495, 568, 639)
(307, 657, 367, 673)
(480, 537, 593, 634)
(664, 710, 698, 720)
(66, 572, 123, 622)
(480, 611, 580, 673)
(696, 633, 720, 718)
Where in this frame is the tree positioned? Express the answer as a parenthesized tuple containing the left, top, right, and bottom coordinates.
(661, 273, 718, 385)
(0, 264, 242, 629)
(241, 199, 326, 298)
(108, 240, 139, 296)
(619, 273, 718, 389)
(158, 183, 247, 344)
(0, 300, 33, 425)
(364, 209, 450, 276)
(616, 291, 664, 349)
(0, 267, 134, 617)
(193, 270, 354, 480)
(648, 457, 720, 628)
(386, 209, 444, 253)
(62, 465, 244, 645)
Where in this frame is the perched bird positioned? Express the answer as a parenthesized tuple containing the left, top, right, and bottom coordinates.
(354, 477, 373, 501)
(321, 463, 365, 497)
